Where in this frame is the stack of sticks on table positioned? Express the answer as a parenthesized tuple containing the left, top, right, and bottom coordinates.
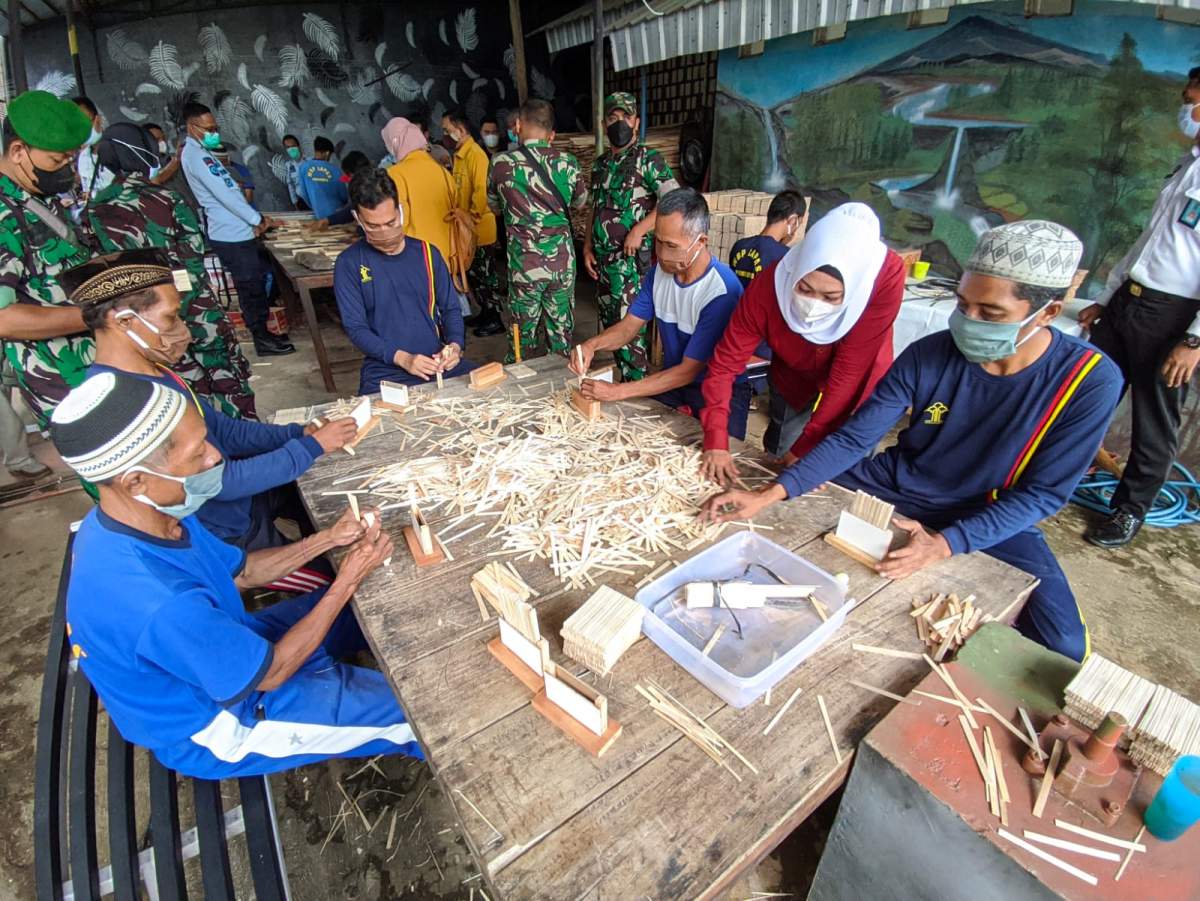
(1130, 684, 1200, 776)
(561, 586, 645, 675)
(470, 561, 539, 634)
(634, 680, 757, 782)
(336, 386, 773, 588)
(910, 592, 984, 661)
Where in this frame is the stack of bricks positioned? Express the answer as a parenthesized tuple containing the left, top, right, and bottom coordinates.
(703, 190, 808, 262)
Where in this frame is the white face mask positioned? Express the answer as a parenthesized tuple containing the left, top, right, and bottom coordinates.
(790, 292, 840, 323)
(157, 140, 169, 155)
(482, 133, 500, 149)
(1180, 103, 1200, 140)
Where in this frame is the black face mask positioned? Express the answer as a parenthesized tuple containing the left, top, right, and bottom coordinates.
(606, 120, 634, 149)
(24, 157, 76, 196)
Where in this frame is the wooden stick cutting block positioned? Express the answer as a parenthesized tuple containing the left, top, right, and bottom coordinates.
(570, 388, 602, 421)
(824, 531, 883, 570)
(532, 689, 623, 757)
(346, 414, 381, 451)
(487, 637, 545, 694)
(469, 361, 507, 390)
(403, 525, 445, 566)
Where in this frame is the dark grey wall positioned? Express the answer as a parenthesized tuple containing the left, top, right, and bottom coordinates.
(21, 3, 557, 210)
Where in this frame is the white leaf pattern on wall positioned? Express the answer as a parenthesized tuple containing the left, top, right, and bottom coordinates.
(198, 23, 232, 73)
(278, 45, 311, 88)
(449, 80, 458, 104)
(349, 67, 380, 106)
(148, 41, 186, 89)
(254, 35, 268, 62)
(237, 63, 251, 91)
(462, 62, 479, 80)
(422, 78, 434, 100)
(494, 78, 505, 101)
(243, 145, 260, 164)
(119, 105, 148, 122)
(405, 22, 416, 49)
(107, 29, 148, 72)
(217, 95, 252, 144)
(531, 66, 555, 101)
(455, 9, 478, 52)
(182, 62, 200, 84)
(465, 91, 486, 127)
(269, 154, 289, 183)
(316, 88, 336, 108)
(387, 71, 421, 102)
(303, 13, 341, 62)
(333, 122, 356, 135)
(503, 46, 516, 83)
(472, 77, 487, 91)
(135, 83, 162, 96)
(252, 84, 290, 137)
(375, 43, 387, 67)
(438, 20, 449, 46)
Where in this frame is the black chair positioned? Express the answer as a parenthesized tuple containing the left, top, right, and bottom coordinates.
(34, 533, 291, 900)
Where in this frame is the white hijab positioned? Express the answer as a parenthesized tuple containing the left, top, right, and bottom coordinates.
(773, 202, 888, 345)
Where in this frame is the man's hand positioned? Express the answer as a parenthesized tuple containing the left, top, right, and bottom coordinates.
(580, 378, 620, 401)
(623, 222, 648, 256)
(700, 484, 787, 523)
(582, 242, 599, 281)
(700, 449, 741, 486)
(1077, 303, 1104, 332)
(876, 515, 952, 580)
(308, 417, 358, 453)
(326, 504, 373, 547)
(394, 350, 439, 380)
(568, 342, 595, 376)
(1162, 341, 1200, 389)
(436, 343, 462, 372)
(337, 518, 394, 585)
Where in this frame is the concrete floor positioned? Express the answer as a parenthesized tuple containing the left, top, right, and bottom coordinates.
(1, 289, 1197, 900)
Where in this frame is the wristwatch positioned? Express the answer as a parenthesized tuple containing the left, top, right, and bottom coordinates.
(1182, 334, 1200, 350)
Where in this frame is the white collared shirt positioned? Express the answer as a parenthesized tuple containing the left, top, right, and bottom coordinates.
(1098, 146, 1200, 334)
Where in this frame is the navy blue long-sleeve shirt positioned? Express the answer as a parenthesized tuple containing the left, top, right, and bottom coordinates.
(775, 329, 1122, 554)
(87, 364, 323, 541)
(333, 237, 469, 394)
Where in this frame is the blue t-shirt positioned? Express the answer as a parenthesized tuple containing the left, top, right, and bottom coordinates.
(296, 159, 349, 220)
(629, 258, 743, 385)
(333, 238, 468, 393)
(776, 329, 1123, 554)
(67, 508, 272, 751)
(729, 234, 788, 288)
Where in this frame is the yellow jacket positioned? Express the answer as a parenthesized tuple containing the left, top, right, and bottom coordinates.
(386, 150, 457, 262)
(452, 137, 497, 246)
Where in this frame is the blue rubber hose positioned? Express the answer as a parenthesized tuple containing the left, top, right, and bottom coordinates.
(1071, 462, 1200, 528)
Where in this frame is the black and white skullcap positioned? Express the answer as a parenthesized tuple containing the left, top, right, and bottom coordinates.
(50, 371, 185, 481)
(966, 220, 1083, 290)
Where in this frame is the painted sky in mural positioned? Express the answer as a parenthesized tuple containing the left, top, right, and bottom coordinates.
(713, 0, 1198, 289)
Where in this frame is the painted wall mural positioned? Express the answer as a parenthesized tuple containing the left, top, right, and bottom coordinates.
(713, 0, 1198, 290)
(21, 3, 560, 209)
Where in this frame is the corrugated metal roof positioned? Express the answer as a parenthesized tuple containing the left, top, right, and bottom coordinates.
(542, 0, 1192, 72)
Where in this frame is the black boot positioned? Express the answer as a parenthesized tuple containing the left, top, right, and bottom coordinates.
(253, 329, 295, 356)
(1084, 511, 1143, 548)
(473, 310, 504, 337)
(464, 310, 484, 327)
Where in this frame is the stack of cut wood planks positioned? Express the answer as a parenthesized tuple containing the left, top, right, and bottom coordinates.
(561, 586, 645, 675)
(910, 592, 984, 661)
(703, 189, 810, 262)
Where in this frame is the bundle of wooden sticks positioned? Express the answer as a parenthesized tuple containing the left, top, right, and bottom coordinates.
(561, 586, 645, 676)
(910, 592, 984, 661)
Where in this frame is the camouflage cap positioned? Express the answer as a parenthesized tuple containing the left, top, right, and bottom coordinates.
(604, 92, 638, 116)
(7, 90, 93, 153)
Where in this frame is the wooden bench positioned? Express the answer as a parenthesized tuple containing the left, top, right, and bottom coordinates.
(34, 534, 290, 901)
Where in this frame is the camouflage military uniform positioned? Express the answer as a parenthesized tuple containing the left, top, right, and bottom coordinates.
(0, 173, 94, 427)
(85, 174, 257, 419)
(469, 243, 507, 315)
(589, 141, 679, 380)
(487, 140, 587, 363)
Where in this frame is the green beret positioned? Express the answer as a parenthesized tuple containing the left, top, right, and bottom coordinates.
(7, 90, 93, 153)
(604, 92, 638, 116)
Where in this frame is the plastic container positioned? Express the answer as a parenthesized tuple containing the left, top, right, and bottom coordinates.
(1145, 755, 1200, 841)
(634, 531, 852, 708)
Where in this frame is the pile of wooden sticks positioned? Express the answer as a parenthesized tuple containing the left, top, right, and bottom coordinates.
(561, 586, 645, 676)
(635, 680, 757, 781)
(910, 592, 984, 661)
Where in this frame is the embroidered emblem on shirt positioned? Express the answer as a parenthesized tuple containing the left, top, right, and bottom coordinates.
(1180, 198, 1200, 230)
(923, 402, 949, 425)
(360, 265, 372, 283)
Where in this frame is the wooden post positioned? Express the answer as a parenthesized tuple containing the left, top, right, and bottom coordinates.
(592, 0, 605, 150)
(64, 0, 86, 95)
(507, 0, 529, 105)
(8, 0, 27, 94)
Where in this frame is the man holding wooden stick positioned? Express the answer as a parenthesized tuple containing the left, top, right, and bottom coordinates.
(703, 221, 1122, 662)
(570, 188, 752, 438)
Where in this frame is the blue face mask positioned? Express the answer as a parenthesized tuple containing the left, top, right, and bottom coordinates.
(948, 307, 1042, 364)
(127, 460, 225, 519)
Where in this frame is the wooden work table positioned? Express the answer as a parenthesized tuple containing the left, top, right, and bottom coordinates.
(295, 355, 1038, 899)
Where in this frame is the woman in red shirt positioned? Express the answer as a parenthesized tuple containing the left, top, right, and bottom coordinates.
(700, 203, 905, 484)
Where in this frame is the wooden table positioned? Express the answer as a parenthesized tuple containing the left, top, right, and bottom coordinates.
(262, 224, 358, 392)
(295, 356, 1039, 899)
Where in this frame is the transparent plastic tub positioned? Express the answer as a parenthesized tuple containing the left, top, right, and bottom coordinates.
(634, 531, 852, 707)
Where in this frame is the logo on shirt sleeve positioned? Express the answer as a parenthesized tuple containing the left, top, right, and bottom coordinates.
(360, 265, 372, 283)
(923, 402, 949, 425)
